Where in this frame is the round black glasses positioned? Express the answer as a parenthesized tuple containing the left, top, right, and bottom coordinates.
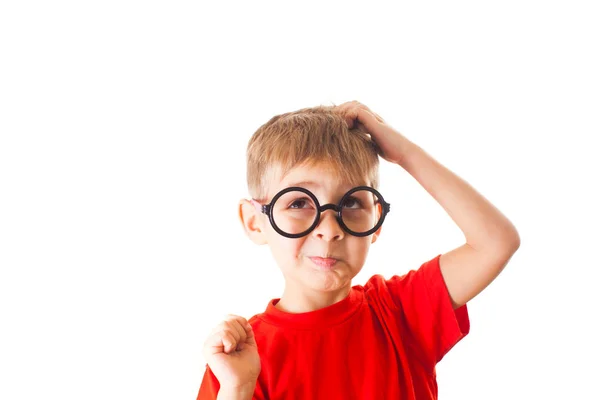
(255, 186, 391, 239)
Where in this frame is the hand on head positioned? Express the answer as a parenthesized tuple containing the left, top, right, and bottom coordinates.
(333, 100, 410, 165)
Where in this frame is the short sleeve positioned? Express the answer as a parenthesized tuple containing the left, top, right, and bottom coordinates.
(196, 364, 219, 400)
(196, 364, 266, 400)
(385, 254, 470, 370)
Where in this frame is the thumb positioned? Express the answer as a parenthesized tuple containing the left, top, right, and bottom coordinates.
(244, 323, 258, 347)
(357, 108, 383, 133)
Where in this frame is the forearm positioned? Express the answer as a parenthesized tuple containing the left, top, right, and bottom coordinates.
(397, 138, 520, 251)
(216, 382, 256, 400)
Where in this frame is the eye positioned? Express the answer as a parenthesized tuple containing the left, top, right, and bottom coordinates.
(289, 198, 312, 209)
(342, 196, 362, 209)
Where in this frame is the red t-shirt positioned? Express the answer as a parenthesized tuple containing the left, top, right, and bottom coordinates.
(197, 254, 470, 399)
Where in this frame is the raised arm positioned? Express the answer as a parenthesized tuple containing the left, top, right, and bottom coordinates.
(396, 139, 520, 309)
(335, 101, 520, 309)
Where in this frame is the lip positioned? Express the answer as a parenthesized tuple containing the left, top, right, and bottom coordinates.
(309, 256, 338, 269)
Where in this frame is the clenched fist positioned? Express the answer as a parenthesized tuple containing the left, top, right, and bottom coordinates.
(202, 314, 261, 391)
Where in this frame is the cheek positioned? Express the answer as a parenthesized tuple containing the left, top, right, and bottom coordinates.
(283, 240, 305, 259)
(347, 239, 371, 261)
(266, 234, 304, 259)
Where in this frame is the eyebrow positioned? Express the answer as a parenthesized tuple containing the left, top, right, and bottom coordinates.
(281, 181, 361, 196)
(284, 180, 368, 190)
(285, 180, 322, 188)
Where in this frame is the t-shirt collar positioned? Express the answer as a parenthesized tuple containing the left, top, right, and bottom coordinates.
(260, 286, 364, 329)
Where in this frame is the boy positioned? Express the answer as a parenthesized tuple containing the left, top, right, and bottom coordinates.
(197, 100, 520, 399)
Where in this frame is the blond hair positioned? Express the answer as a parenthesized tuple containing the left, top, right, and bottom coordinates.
(246, 104, 381, 201)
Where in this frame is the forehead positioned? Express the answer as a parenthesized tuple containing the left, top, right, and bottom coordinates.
(265, 161, 369, 198)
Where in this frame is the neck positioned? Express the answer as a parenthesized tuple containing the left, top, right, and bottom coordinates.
(275, 284, 351, 313)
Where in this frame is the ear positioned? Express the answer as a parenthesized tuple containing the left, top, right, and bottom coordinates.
(238, 198, 268, 245)
(371, 203, 384, 243)
(371, 225, 383, 244)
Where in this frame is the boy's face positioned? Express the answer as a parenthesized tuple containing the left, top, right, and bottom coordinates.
(239, 161, 382, 296)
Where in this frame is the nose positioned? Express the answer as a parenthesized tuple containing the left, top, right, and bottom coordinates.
(312, 209, 344, 241)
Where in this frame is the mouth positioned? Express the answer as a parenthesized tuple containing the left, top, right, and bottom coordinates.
(309, 256, 338, 269)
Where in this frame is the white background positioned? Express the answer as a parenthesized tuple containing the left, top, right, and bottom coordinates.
(1, 1, 599, 399)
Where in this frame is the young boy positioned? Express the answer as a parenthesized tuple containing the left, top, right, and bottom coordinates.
(197, 100, 520, 400)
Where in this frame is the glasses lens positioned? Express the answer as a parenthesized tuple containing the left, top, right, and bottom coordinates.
(340, 189, 383, 234)
(271, 190, 318, 236)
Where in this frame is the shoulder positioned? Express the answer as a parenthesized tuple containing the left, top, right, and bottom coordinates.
(361, 254, 444, 310)
(248, 312, 267, 329)
(246, 308, 277, 339)
(364, 254, 441, 288)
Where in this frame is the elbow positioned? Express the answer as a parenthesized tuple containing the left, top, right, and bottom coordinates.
(480, 230, 521, 257)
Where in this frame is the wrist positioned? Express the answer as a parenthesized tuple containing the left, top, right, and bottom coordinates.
(217, 382, 256, 400)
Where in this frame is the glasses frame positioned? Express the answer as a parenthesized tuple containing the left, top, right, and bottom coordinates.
(257, 186, 391, 239)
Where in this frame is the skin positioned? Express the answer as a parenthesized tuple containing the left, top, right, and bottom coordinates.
(334, 100, 521, 309)
(202, 314, 260, 399)
(204, 100, 521, 397)
(239, 161, 383, 313)
(205, 161, 383, 397)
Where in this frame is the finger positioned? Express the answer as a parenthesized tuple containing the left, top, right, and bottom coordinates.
(225, 314, 250, 326)
(229, 319, 248, 345)
(344, 102, 381, 128)
(210, 320, 242, 347)
(355, 108, 383, 135)
(203, 330, 237, 356)
(225, 330, 244, 354)
(360, 106, 385, 123)
(332, 101, 357, 126)
(224, 315, 250, 341)
(372, 111, 385, 123)
(225, 315, 254, 335)
(221, 331, 238, 354)
(334, 101, 377, 128)
(333, 100, 355, 109)
(210, 320, 240, 342)
(223, 321, 243, 344)
(243, 323, 257, 347)
(349, 102, 382, 122)
(345, 106, 366, 129)
(336, 101, 357, 115)
(226, 316, 257, 347)
(345, 101, 385, 123)
(343, 100, 366, 113)
(337, 107, 358, 128)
